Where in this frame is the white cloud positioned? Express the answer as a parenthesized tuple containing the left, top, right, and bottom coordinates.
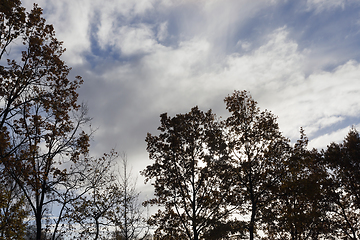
(315, 116, 345, 130)
(157, 22, 168, 41)
(216, 28, 304, 95)
(24, 0, 294, 65)
(309, 123, 360, 149)
(113, 25, 164, 55)
(136, 27, 360, 144)
(137, 38, 213, 111)
(23, 1, 93, 65)
(94, 26, 360, 146)
(236, 40, 252, 51)
(94, 0, 160, 48)
(93, 0, 156, 19)
(274, 59, 360, 139)
(24, 0, 161, 64)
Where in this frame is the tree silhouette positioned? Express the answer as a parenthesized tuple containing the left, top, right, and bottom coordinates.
(263, 129, 332, 239)
(323, 128, 360, 239)
(224, 90, 290, 240)
(142, 107, 232, 240)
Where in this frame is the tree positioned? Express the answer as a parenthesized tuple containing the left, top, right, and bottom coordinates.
(0, 0, 26, 60)
(67, 151, 122, 240)
(323, 128, 360, 239)
(0, 1, 29, 234)
(0, 2, 104, 240)
(142, 106, 232, 240)
(0, 1, 82, 147)
(0, 170, 29, 240)
(263, 130, 332, 240)
(112, 154, 149, 240)
(224, 90, 290, 240)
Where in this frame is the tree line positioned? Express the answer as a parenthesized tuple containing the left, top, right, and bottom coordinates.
(1, 1, 359, 240)
(143, 91, 360, 240)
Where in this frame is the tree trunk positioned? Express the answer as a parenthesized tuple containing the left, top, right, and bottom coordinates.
(95, 218, 100, 240)
(249, 203, 256, 240)
(36, 212, 42, 240)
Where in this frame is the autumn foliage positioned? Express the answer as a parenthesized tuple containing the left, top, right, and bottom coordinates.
(0, 2, 134, 240)
(1, 1, 360, 240)
(144, 92, 360, 240)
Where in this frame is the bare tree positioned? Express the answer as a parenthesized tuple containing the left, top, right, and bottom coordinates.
(113, 153, 149, 240)
(66, 151, 122, 240)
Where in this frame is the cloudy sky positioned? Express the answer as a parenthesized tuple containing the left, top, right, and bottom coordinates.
(23, 0, 360, 192)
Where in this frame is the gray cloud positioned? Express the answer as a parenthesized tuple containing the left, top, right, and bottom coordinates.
(22, 0, 360, 187)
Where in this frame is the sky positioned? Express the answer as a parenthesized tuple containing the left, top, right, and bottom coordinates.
(23, 0, 360, 195)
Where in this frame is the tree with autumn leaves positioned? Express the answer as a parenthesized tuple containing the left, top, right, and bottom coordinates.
(0, 172, 28, 239)
(143, 107, 233, 239)
(1, 0, 82, 238)
(323, 128, 360, 239)
(143, 91, 291, 239)
(263, 130, 333, 240)
(0, 1, 129, 240)
(223, 91, 291, 239)
(0, 2, 150, 240)
(143, 91, 360, 240)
